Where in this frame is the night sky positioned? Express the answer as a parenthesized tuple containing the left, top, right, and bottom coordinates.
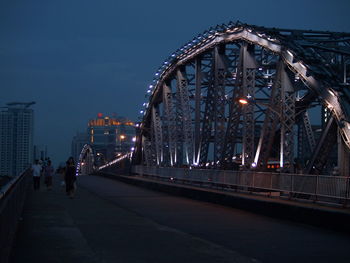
(1, 0, 350, 165)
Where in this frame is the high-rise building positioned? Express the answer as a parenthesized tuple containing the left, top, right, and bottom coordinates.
(87, 113, 135, 164)
(0, 102, 35, 176)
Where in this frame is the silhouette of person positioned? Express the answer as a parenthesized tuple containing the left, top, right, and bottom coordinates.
(65, 157, 77, 198)
(31, 160, 42, 190)
(44, 160, 54, 190)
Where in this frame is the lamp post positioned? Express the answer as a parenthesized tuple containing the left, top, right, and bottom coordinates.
(238, 97, 281, 117)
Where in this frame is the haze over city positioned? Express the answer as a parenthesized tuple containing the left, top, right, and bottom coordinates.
(1, 0, 350, 164)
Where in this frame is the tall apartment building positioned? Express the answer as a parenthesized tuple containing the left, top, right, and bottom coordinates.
(0, 102, 35, 176)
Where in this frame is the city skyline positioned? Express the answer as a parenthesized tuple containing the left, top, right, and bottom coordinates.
(1, 0, 350, 164)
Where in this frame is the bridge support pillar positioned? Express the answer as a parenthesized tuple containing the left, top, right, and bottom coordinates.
(338, 129, 350, 177)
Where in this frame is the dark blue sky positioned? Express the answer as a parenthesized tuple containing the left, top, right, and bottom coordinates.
(1, 0, 350, 164)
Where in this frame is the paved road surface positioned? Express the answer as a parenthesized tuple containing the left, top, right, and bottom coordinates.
(11, 175, 350, 263)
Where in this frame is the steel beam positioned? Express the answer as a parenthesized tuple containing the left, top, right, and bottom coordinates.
(194, 58, 202, 165)
(176, 68, 194, 165)
(152, 105, 163, 165)
(175, 78, 184, 166)
(213, 45, 227, 166)
(305, 116, 337, 174)
(280, 65, 295, 172)
(142, 135, 153, 166)
(222, 48, 244, 168)
(199, 56, 216, 165)
(163, 83, 177, 166)
(254, 61, 283, 170)
(338, 129, 350, 177)
(241, 43, 257, 169)
(302, 111, 316, 151)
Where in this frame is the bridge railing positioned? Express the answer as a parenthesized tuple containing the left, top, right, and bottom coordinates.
(132, 166, 350, 206)
(0, 169, 31, 263)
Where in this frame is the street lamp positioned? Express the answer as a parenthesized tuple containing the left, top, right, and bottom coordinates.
(238, 98, 249, 105)
(238, 97, 281, 117)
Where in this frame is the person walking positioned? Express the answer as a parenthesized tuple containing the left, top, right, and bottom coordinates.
(31, 160, 42, 190)
(65, 157, 77, 198)
(44, 160, 54, 190)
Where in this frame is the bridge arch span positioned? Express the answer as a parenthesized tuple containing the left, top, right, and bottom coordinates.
(77, 144, 96, 175)
(134, 21, 350, 175)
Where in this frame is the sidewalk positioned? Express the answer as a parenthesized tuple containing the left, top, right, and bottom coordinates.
(10, 175, 255, 263)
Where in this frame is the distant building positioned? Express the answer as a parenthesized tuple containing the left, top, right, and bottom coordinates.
(0, 102, 35, 176)
(87, 113, 136, 164)
(33, 145, 48, 161)
(71, 132, 89, 161)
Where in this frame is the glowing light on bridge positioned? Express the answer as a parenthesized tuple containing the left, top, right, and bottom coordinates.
(97, 153, 132, 170)
(238, 98, 249, 105)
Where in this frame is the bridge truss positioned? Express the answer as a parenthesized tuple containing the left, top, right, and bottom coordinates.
(133, 21, 350, 175)
(77, 144, 96, 175)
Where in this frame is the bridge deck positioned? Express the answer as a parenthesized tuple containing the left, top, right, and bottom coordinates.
(11, 175, 350, 263)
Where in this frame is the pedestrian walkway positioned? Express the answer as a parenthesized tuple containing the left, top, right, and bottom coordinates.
(10, 175, 255, 263)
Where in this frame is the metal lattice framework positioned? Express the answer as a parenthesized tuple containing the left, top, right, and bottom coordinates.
(77, 144, 96, 175)
(133, 21, 350, 175)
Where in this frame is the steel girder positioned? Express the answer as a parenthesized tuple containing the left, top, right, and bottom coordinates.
(78, 144, 96, 174)
(175, 76, 184, 166)
(221, 46, 244, 168)
(254, 61, 283, 170)
(302, 111, 316, 151)
(241, 44, 257, 169)
(304, 116, 337, 174)
(199, 54, 216, 165)
(152, 105, 163, 165)
(194, 58, 202, 164)
(280, 65, 295, 172)
(163, 83, 177, 166)
(176, 68, 194, 165)
(296, 111, 316, 166)
(213, 45, 227, 166)
(142, 135, 153, 166)
(136, 22, 350, 175)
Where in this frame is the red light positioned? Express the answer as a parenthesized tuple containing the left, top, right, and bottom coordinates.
(271, 165, 275, 169)
(98, 113, 103, 118)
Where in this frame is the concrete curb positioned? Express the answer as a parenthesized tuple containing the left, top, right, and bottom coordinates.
(98, 172, 350, 233)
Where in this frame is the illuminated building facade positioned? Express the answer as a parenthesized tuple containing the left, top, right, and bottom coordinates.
(0, 102, 35, 176)
(88, 113, 135, 164)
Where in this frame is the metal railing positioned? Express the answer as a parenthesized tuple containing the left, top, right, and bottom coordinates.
(132, 166, 350, 206)
(0, 169, 31, 263)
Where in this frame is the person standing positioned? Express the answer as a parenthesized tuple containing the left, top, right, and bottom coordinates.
(44, 160, 54, 190)
(31, 160, 42, 190)
(65, 157, 77, 198)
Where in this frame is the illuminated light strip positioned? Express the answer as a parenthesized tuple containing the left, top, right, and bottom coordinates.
(76, 144, 95, 176)
(97, 153, 132, 170)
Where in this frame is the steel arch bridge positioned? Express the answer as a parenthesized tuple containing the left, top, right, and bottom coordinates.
(132, 21, 350, 175)
(77, 144, 96, 175)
